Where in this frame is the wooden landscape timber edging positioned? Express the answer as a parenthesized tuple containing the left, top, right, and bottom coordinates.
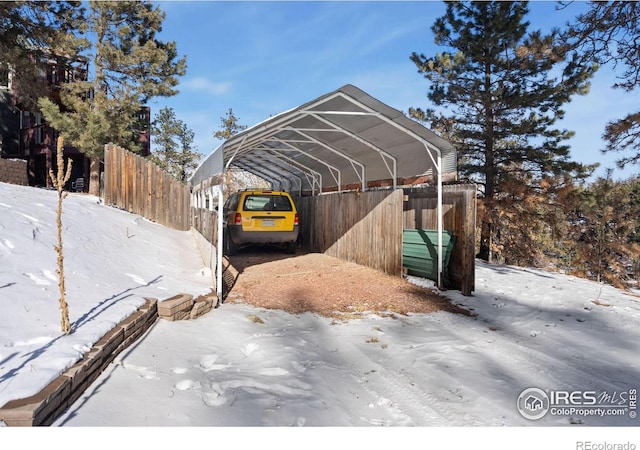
(102, 143, 190, 231)
(0, 290, 218, 427)
(403, 184, 477, 296)
(0, 298, 158, 427)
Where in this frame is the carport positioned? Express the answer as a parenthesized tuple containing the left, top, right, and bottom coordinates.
(189, 84, 459, 301)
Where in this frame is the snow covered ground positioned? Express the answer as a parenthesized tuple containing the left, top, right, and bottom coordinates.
(1, 182, 639, 446)
(0, 182, 213, 407)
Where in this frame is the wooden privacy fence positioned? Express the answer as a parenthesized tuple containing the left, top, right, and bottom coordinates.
(403, 184, 477, 296)
(191, 206, 218, 247)
(188, 183, 476, 296)
(103, 143, 190, 231)
(294, 189, 404, 276)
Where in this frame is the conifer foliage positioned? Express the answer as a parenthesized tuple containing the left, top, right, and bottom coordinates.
(38, 1, 187, 196)
(0, 1, 84, 110)
(213, 108, 248, 141)
(410, 1, 596, 263)
(213, 108, 268, 194)
(563, 1, 640, 170)
(150, 107, 202, 182)
(565, 173, 640, 288)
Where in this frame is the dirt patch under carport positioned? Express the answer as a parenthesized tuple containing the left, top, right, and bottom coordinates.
(222, 248, 472, 320)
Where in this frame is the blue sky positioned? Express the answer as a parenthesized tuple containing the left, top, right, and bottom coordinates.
(150, 1, 639, 181)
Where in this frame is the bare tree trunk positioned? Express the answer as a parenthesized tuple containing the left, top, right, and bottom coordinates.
(478, 65, 497, 263)
(477, 219, 492, 262)
(89, 155, 101, 196)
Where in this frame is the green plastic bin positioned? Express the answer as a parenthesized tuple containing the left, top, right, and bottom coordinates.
(402, 229, 456, 286)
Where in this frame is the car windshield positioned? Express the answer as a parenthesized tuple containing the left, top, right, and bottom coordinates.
(243, 194, 293, 212)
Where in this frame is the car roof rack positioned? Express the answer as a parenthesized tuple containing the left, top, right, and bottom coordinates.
(240, 188, 289, 194)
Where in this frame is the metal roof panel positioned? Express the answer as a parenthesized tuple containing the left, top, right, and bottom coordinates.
(190, 84, 456, 192)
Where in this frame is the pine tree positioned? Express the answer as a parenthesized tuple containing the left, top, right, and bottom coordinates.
(484, 170, 576, 267)
(410, 1, 596, 263)
(213, 108, 248, 141)
(150, 107, 202, 182)
(563, 1, 640, 170)
(38, 1, 186, 196)
(213, 108, 267, 194)
(566, 172, 640, 288)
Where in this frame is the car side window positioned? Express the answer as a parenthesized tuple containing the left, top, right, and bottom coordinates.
(224, 193, 240, 211)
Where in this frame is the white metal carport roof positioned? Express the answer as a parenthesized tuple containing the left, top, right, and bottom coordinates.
(190, 84, 457, 193)
(189, 84, 458, 297)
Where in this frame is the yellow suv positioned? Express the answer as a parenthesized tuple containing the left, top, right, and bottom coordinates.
(222, 190, 299, 255)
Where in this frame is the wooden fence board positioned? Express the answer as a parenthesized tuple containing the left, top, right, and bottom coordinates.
(102, 143, 190, 231)
(295, 189, 404, 276)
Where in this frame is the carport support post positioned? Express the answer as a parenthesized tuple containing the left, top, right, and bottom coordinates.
(420, 140, 444, 290)
(216, 179, 224, 306)
(437, 152, 444, 290)
(217, 138, 245, 306)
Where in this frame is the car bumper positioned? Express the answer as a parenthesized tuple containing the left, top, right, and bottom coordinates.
(229, 226, 299, 245)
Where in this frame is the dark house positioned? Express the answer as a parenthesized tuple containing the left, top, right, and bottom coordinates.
(0, 55, 150, 191)
(0, 63, 20, 158)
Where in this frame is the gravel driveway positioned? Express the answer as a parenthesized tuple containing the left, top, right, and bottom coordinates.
(222, 248, 471, 319)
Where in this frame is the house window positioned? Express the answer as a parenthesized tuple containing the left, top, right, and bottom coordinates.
(34, 113, 43, 144)
(21, 111, 32, 129)
(47, 63, 58, 85)
(19, 111, 44, 144)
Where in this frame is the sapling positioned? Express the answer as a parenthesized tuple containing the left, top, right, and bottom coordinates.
(49, 136, 73, 334)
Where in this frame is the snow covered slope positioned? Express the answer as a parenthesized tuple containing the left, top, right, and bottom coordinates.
(1, 182, 638, 432)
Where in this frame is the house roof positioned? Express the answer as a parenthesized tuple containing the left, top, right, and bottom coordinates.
(190, 84, 457, 194)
